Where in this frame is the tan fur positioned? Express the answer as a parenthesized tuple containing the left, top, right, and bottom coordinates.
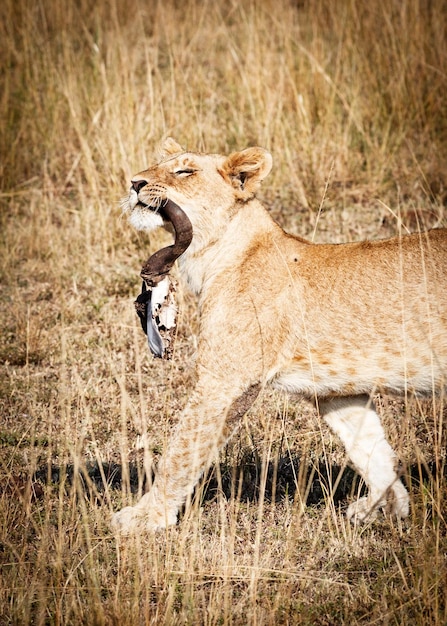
(113, 138, 447, 533)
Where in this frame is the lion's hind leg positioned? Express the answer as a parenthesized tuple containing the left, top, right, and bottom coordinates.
(319, 395, 409, 523)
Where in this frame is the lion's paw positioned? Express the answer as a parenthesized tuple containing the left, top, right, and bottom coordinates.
(111, 506, 144, 535)
(111, 504, 177, 536)
(347, 484, 410, 524)
(387, 482, 410, 519)
(346, 496, 380, 524)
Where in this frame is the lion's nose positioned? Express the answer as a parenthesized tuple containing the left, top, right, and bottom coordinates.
(131, 179, 148, 193)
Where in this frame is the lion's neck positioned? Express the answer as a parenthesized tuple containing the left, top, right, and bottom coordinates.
(177, 199, 280, 295)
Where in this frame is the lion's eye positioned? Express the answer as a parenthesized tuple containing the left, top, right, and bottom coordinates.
(174, 168, 196, 177)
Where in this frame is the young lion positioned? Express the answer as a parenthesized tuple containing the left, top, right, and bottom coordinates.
(113, 138, 447, 534)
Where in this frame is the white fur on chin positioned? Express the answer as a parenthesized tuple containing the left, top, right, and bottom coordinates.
(128, 207, 164, 232)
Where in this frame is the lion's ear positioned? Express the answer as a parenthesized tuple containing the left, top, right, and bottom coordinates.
(221, 147, 273, 199)
(159, 137, 185, 159)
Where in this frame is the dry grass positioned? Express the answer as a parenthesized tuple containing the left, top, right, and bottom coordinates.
(1, 0, 446, 623)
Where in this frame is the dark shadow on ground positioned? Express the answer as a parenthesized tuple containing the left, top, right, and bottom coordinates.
(27, 449, 446, 515)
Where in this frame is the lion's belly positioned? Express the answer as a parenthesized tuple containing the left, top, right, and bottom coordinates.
(271, 344, 445, 398)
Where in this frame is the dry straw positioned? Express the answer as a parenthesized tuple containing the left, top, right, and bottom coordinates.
(1, 0, 446, 623)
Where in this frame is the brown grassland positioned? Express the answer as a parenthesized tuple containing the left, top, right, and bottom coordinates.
(1, 0, 447, 623)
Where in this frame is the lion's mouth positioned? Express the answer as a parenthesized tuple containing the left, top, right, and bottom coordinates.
(136, 200, 158, 211)
(136, 199, 171, 218)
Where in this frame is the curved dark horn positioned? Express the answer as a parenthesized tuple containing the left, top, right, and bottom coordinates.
(140, 199, 193, 286)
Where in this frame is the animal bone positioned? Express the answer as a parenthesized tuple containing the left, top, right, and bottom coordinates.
(134, 199, 193, 358)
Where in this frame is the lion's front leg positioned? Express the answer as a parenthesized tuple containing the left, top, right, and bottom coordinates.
(112, 378, 260, 535)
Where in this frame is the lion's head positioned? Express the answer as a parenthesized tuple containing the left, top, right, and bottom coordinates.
(123, 138, 273, 242)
